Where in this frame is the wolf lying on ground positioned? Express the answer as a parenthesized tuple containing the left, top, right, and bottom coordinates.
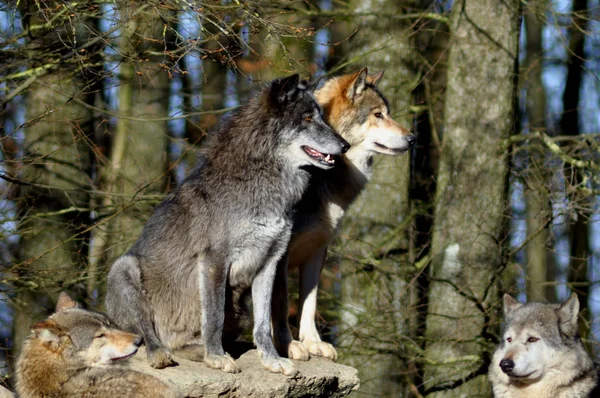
(16, 292, 180, 398)
(106, 74, 349, 376)
(269, 68, 416, 361)
(489, 293, 599, 398)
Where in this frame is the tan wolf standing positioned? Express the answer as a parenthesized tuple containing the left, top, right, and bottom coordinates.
(489, 293, 599, 398)
(16, 292, 181, 398)
(271, 68, 416, 361)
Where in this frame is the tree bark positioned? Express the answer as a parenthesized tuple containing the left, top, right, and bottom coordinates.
(422, 0, 521, 395)
(12, 2, 98, 355)
(336, 1, 417, 395)
(95, 5, 173, 289)
(562, 0, 589, 341)
(523, 0, 555, 302)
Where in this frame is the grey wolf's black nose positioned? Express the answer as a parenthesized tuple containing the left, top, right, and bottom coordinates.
(500, 358, 514, 374)
(406, 134, 417, 148)
(341, 140, 350, 154)
(134, 336, 143, 347)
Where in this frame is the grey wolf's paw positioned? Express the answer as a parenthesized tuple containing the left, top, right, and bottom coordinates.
(148, 347, 177, 369)
(303, 340, 337, 361)
(261, 356, 298, 376)
(204, 353, 240, 373)
(287, 340, 310, 361)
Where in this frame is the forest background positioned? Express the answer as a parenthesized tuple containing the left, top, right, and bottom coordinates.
(1, 0, 599, 396)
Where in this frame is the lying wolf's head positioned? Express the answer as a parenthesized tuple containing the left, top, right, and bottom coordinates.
(25, 292, 142, 367)
(316, 68, 416, 156)
(490, 293, 595, 394)
(268, 74, 350, 170)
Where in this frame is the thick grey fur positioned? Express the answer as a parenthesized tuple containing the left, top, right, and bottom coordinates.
(105, 74, 349, 374)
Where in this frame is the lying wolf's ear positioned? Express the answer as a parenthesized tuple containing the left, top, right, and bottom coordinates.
(347, 68, 368, 100)
(557, 293, 579, 332)
(367, 70, 385, 86)
(32, 320, 70, 350)
(272, 74, 300, 105)
(503, 294, 522, 316)
(56, 291, 79, 312)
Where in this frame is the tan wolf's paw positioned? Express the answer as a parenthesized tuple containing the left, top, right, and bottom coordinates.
(261, 356, 298, 376)
(303, 340, 337, 361)
(204, 353, 240, 373)
(148, 347, 177, 369)
(288, 340, 310, 361)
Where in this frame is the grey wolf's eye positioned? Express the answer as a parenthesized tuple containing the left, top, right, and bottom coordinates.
(527, 337, 539, 343)
(374, 112, 383, 119)
(506, 337, 512, 343)
(305, 116, 312, 122)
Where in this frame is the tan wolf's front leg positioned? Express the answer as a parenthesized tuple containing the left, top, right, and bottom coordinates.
(298, 246, 337, 361)
(272, 253, 309, 361)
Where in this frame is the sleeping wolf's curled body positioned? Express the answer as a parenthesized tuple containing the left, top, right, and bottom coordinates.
(489, 293, 599, 398)
(16, 292, 180, 398)
(106, 74, 349, 376)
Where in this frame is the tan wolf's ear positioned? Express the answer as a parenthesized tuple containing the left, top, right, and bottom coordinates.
(32, 320, 69, 350)
(503, 294, 522, 316)
(347, 68, 368, 100)
(56, 291, 79, 312)
(557, 292, 579, 330)
(367, 70, 384, 86)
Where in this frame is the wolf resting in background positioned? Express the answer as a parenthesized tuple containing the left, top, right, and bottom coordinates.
(16, 292, 180, 398)
(270, 68, 416, 361)
(489, 293, 599, 398)
(106, 74, 349, 376)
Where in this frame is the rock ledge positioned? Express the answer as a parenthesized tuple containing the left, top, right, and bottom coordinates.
(131, 347, 360, 398)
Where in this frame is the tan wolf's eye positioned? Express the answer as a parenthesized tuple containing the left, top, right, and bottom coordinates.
(506, 337, 512, 343)
(374, 112, 383, 119)
(305, 116, 312, 122)
(95, 333, 105, 339)
(527, 337, 538, 343)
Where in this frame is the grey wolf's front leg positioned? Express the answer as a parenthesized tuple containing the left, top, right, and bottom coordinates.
(253, 252, 298, 376)
(199, 257, 239, 373)
(298, 245, 337, 360)
(106, 256, 176, 369)
(272, 253, 309, 361)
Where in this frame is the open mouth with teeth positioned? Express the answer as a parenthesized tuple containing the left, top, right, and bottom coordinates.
(302, 146, 336, 166)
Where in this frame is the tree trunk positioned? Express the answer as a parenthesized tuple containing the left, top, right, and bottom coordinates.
(93, 5, 173, 295)
(523, 0, 554, 302)
(562, 0, 589, 341)
(12, 2, 98, 355)
(335, 1, 417, 395)
(422, 0, 521, 396)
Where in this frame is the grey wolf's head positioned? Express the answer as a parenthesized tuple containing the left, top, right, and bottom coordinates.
(315, 68, 416, 155)
(30, 292, 142, 366)
(269, 74, 350, 170)
(492, 293, 583, 384)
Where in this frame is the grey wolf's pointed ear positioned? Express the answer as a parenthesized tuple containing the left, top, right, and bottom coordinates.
(367, 70, 384, 86)
(503, 294, 522, 316)
(347, 68, 368, 100)
(557, 292, 579, 330)
(56, 291, 79, 312)
(272, 74, 300, 105)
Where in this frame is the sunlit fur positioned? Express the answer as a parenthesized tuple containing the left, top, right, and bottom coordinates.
(105, 74, 348, 376)
(268, 69, 417, 361)
(489, 293, 598, 397)
(16, 292, 180, 398)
